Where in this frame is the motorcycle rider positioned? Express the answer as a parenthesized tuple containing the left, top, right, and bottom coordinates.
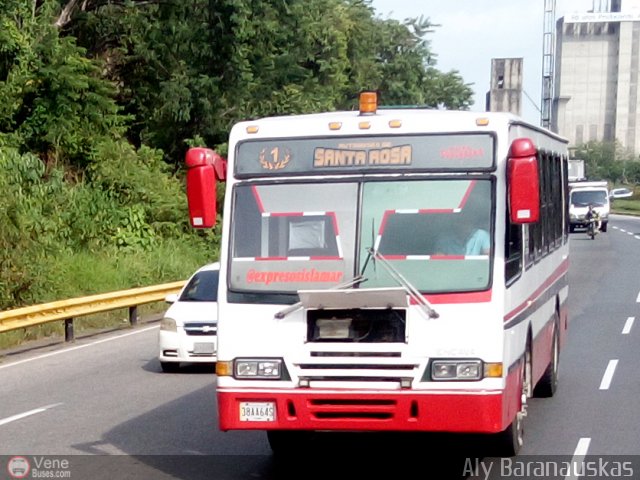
(585, 204, 601, 231)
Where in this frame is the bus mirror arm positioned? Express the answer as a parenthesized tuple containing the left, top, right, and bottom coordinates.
(368, 248, 439, 320)
(274, 275, 368, 320)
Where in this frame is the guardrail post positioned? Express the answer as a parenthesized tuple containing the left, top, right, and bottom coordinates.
(129, 306, 138, 326)
(64, 319, 74, 342)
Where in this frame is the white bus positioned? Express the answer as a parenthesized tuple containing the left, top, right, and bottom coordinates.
(185, 92, 570, 457)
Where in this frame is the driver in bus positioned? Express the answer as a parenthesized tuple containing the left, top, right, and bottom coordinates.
(433, 213, 490, 256)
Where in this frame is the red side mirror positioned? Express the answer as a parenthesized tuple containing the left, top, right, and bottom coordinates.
(185, 148, 226, 228)
(508, 138, 539, 224)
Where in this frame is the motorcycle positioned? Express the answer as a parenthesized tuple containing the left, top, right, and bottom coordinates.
(586, 211, 601, 239)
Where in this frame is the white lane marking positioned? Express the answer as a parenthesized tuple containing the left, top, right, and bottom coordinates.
(637, 291, 640, 303)
(599, 359, 619, 390)
(612, 226, 640, 239)
(0, 325, 158, 370)
(0, 403, 62, 426)
(622, 317, 635, 335)
(564, 437, 591, 480)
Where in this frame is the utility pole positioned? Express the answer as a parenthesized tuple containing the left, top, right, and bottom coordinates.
(541, 0, 556, 129)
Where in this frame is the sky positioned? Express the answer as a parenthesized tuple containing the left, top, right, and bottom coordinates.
(369, 0, 593, 125)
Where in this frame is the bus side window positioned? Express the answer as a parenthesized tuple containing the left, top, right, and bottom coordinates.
(505, 219, 523, 284)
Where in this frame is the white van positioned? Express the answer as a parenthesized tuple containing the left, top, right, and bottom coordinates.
(569, 181, 609, 232)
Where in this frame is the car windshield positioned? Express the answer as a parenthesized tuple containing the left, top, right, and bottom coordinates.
(571, 190, 607, 206)
(179, 270, 219, 302)
(229, 179, 492, 295)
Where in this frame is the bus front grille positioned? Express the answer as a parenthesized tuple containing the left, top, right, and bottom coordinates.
(307, 398, 397, 420)
(295, 359, 419, 384)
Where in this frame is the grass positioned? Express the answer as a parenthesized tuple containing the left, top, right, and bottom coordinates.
(610, 197, 640, 216)
(0, 237, 215, 352)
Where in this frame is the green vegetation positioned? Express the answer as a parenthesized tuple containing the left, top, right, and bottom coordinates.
(1, 1, 473, 349)
(571, 141, 640, 215)
(573, 140, 640, 185)
(610, 195, 640, 216)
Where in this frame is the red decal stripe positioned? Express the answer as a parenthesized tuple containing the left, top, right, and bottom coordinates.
(420, 290, 492, 304)
(379, 210, 393, 235)
(270, 212, 303, 217)
(417, 209, 456, 214)
(328, 212, 340, 235)
(504, 258, 569, 323)
(430, 255, 465, 260)
(251, 186, 265, 213)
(457, 180, 476, 209)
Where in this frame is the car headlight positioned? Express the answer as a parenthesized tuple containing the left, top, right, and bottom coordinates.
(431, 360, 483, 381)
(234, 359, 283, 379)
(160, 317, 177, 332)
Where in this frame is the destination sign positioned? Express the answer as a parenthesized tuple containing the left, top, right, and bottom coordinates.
(235, 134, 494, 177)
(314, 145, 412, 167)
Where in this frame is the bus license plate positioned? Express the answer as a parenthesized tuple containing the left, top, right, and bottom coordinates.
(239, 402, 276, 422)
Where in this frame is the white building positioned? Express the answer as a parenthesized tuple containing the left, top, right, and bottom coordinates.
(552, 0, 640, 155)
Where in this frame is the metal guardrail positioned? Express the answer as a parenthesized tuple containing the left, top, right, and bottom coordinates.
(0, 281, 186, 341)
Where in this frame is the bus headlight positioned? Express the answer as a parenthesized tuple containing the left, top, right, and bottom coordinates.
(235, 359, 283, 379)
(431, 360, 483, 381)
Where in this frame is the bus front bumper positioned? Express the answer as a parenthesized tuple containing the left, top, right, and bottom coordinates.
(217, 388, 514, 434)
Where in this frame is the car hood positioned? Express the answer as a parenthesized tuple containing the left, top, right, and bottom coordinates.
(164, 301, 218, 325)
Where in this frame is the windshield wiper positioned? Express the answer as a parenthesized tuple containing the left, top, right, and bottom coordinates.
(367, 247, 439, 319)
(274, 275, 367, 319)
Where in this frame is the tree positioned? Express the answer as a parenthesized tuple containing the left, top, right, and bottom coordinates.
(61, 0, 474, 166)
(352, 13, 474, 109)
(572, 140, 638, 184)
(0, 0, 125, 168)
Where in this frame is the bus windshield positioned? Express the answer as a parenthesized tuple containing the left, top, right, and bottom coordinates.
(229, 179, 492, 295)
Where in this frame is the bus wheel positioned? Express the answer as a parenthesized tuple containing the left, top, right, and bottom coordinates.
(534, 319, 560, 398)
(495, 413, 524, 457)
(495, 345, 531, 456)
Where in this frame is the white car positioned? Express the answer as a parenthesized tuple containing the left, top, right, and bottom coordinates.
(610, 187, 633, 199)
(158, 262, 219, 372)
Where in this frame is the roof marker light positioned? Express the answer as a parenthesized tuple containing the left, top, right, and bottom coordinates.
(389, 120, 402, 128)
(358, 121, 371, 130)
(359, 91, 378, 115)
(246, 125, 259, 134)
(476, 117, 490, 127)
(329, 122, 342, 130)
